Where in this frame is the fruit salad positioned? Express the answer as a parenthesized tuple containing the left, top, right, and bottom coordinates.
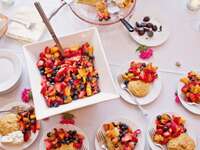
(103, 122, 141, 150)
(17, 107, 40, 142)
(180, 71, 200, 104)
(153, 113, 187, 145)
(122, 61, 158, 84)
(37, 42, 100, 107)
(44, 128, 84, 150)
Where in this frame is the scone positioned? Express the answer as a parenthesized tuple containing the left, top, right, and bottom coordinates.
(167, 133, 195, 150)
(128, 80, 150, 97)
(0, 113, 19, 136)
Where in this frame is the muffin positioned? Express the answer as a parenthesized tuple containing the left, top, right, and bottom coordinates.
(0, 113, 19, 136)
(167, 133, 195, 150)
(128, 80, 150, 97)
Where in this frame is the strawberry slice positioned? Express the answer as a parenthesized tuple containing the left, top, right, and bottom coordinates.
(44, 139, 52, 150)
(122, 134, 132, 142)
(24, 130, 31, 142)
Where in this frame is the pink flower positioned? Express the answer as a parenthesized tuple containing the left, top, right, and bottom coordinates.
(139, 48, 153, 59)
(21, 88, 32, 103)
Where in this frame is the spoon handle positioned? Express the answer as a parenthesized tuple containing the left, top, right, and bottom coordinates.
(125, 88, 149, 118)
(120, 18, 134, 32)
(34, 1, 63, 52)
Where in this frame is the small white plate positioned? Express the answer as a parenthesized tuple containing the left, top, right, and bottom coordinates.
(177, 81, 200, 115)
(0, 51, 22, 94)
(95, 118, 145, 150)
(129, 16, 170, 47)
(39, 124, 89, 150)
(0, 102, 40, 150)
(116, 61, 162, 105)
(147, 112, 197, 150)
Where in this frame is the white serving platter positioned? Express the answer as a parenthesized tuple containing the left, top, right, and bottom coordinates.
(23, 27, 119, 120)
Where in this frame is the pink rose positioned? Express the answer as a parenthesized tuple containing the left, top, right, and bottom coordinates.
(139, 48, 153, 59)
(21, 88, 32, 103)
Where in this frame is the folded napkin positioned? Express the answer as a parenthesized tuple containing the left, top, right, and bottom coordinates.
(6, 7, 46, 43)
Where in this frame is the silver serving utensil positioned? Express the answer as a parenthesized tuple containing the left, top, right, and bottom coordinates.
(107, 3, 134, 32)
(117, 74, 148, 117)
(96, 130, 108, 150)
(34, 1, 64, 53)
(0, 105, 26, 114)
(149, 128, 165, 150)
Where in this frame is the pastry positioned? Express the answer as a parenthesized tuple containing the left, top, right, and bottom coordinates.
(167, 133, 195, 150)
(128, 80, 150, 97)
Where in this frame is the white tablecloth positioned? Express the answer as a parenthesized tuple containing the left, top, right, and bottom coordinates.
(0, 0, 200, 149)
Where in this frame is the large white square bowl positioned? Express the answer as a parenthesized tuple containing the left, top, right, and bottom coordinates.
(23, 27, 119, 120)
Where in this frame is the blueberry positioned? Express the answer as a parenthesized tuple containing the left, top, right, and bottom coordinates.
(95, 74, 99, 79)
(143, 16, 150, 22)
(63, 96, 67, 99)
(73, 95, 78, 100)
(69, 79, 74, 85)
(146, 23, 153, 28)
(159, 26, 162, 32)
(80, 84, 85, 90)
(147, 31, 154, 37)
(152, 25, 158, 31)
(53, 102, 59, 107)
(141, 63, 146, 67)
(157, 115, 162, 120)
(163, 126, 169, 132)
(39, 69, 45, 75)
(47, 132, 51, 137)
(72, 74, 77, 80)
(138, 29, 145, 36)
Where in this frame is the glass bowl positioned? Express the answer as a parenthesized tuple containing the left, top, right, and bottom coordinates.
(68, 0, 136, 25)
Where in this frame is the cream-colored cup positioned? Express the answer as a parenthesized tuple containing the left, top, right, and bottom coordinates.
(187, 0, 200, 11)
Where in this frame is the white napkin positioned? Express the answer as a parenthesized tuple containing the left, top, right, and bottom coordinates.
(6, 7, 46, 43)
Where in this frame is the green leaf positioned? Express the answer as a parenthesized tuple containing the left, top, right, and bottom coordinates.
(136, 45, 148, 52)
(62, 112, 75, 119)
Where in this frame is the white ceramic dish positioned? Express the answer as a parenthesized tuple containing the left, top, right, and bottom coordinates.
(177, 79, 200, 115)
(95, 118, 145, 150)
(0, 51, 22, 94)
(116, 61, 162, 105)
(147, 112, 197, 150)
(23, 27, 119, 120)
(129, 16, 170, 47)
(0, 102, 40, 150)
(39, 124, 89, 150)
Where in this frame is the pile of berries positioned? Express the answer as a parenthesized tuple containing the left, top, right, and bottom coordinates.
(17, 107, 40, 142)
(153, 113, 187, 145)
(180, 71, 200, 103)
(44, 128, 84, 150)
(103, 122, 141, 149)
(37, 42, 100, 107)
(122, 61, 158, 84)
(134, 16, 162, 38)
